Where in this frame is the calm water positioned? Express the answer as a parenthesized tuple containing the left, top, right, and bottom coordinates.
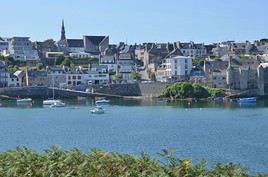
(0, 99, 268, 173)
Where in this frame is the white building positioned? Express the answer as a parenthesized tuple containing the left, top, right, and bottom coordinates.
(211, 71, 226, 88)
(85, 67, 109, 85)
(100, 47, 118, 73)
(8, 74, 22, 87)
(0, 37, 8, 55)
(156, 55, 192, 82)
(66, 72, 84, 87)
(6, 37, 39, 61)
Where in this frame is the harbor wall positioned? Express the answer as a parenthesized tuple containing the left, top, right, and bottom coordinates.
(92, 83, 167, 97)
(0, 87, 49, 99)
(0, 83, 167, 99)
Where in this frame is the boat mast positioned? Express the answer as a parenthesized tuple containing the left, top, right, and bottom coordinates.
(52, 75, 55, 99)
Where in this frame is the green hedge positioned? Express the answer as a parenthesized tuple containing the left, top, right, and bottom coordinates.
(0, 146, 266, 177)
(163, 82, 224, 99)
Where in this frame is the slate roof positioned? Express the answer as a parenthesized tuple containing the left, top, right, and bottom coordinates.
(178, 42, 205, 49)
(67, 39, 84, 48)
(165, 48, 183, 58)
(103, 46, 117, 56)
(84, 36, 107, 45)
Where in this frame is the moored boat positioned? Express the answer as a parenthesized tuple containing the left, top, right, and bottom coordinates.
(90, 106, 104, 114)
(50, 101, 66, 108)
(43, 99, 65, 107)
(17, 98, 33, 104)
(238, 97, 257, 103)
(95, 98, 110, 104)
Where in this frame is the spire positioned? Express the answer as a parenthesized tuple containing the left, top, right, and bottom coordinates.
(60, 19, 66, 40)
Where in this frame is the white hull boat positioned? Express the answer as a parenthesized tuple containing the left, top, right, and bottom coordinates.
(50, 101, 66, 108)
(95, 98, 110, 104)
(90, 106, 104, 114)
(43, 99, 65, 107)
(17, 98, 33, 104)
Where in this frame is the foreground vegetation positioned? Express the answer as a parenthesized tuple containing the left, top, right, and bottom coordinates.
(163, 82, 224, 99)
(0, 146, 266, 177)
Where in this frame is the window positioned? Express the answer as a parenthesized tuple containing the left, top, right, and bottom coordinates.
(78, 76, 82, 80)
(72, 76, 76, 79)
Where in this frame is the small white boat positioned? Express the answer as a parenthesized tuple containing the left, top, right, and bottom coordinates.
(238, 97, 257, 103)
(17, 98, 33, 104)
(50, 101, 66, 108)
(90, 106, 104, 114)
(95, 98, 110, 104)
(43, 99, 65, 106)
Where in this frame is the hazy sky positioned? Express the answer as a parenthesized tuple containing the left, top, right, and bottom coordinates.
(1, 0, 267, 44)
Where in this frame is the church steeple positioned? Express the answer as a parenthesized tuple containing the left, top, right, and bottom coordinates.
(60, 19, 66, 40)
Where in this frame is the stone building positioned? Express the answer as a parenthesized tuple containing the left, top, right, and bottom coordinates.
(226, 58, 264, 95)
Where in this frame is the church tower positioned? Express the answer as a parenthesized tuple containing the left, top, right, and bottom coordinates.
(57, 19, 68, 53)
(60, 19, 66, 41)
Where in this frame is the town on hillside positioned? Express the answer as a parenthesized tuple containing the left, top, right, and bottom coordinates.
(1, 20, 268, 97)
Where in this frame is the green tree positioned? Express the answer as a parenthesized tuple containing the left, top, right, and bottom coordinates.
(131, 71, 138, 81)
(62, 57, 73, 67)
(208, 88, 224, 97)
(55, 55, 65, 65)
(193, 84, 210, 98)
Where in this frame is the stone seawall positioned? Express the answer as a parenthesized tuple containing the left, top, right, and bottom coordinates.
(0, 87, 49, 99)
(0, 83, 167, 99)
(92, 83, 167, 97)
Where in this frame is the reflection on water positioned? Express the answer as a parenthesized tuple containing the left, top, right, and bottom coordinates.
(1, 98, 268, 109)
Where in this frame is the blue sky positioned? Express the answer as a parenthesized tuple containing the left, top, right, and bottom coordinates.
(1, 0, 267, 44)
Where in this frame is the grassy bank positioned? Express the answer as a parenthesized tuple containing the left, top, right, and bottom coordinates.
(0, 146, 267, 177)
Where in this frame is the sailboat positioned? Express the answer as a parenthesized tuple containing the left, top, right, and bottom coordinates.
(43, 75, 65, 107)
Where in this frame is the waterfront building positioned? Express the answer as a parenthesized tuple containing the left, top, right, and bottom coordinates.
(47, 67, 66, 88)
(85, 66, 110, 85)
(6, 37, 39, 61)
(7, 74, 21, 87)
(226, 57, 264, 95)
(65, 68, 85, 88)
(25, 71, 48, 86)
